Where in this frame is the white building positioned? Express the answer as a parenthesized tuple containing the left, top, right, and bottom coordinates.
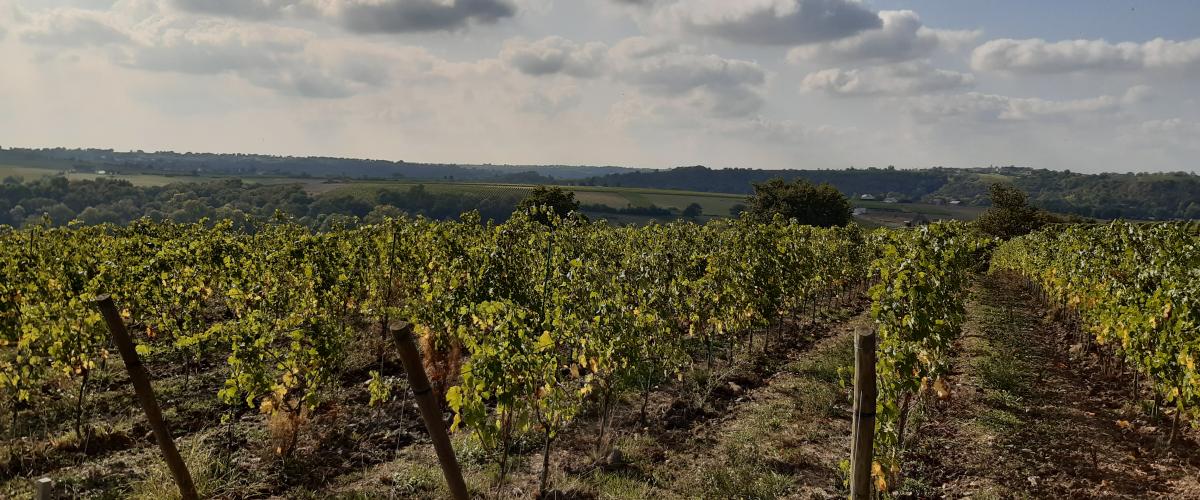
(860, 194, 876, 200)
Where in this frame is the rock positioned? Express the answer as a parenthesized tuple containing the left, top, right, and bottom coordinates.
(605, 448, 624, 467)
(1069, 343, 1085, 357)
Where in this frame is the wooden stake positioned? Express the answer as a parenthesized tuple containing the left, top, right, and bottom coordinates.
(388, 321, 469, 500)
(35, 477, 52, 500)
(94, 295, 198, 500)
(850, 328, 878, 500)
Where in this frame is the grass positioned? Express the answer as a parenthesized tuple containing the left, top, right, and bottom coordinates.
(129, 434, 248, 499)
(654, 330, 858, 498)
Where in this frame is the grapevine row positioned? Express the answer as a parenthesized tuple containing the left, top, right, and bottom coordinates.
(867, 221, 987, 489)
(991, 221, 1200, 438)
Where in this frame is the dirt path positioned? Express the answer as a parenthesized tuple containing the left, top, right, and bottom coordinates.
(905, 272, 1200, 499)
(613, 309, 872, 499)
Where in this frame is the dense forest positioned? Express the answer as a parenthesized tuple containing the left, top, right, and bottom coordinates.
(0, 177, 523, 229)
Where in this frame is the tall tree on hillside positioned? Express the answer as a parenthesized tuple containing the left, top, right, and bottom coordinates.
(744, 178, 851, 227)
(975, 183, 1050, 239)
(516, 186, 580, 225)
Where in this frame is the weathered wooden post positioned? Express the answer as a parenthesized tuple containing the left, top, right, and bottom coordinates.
(388, 321, 469, 500)
(94, 295, 198, 500)
(850, 328, 877, 500)
(35, 477, 53, 500)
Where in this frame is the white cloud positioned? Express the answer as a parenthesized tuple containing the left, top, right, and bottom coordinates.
(801, 61, 974, 97)
(19, 8, 130, 46)
(170, 0, 307, 21)
(1125, 118, 1200, 150)
(719, 116, 857, 144)
(907, 86, 1150, 122)
(971, 37, 1200, 75)
(788, 10, 979, 64)
(501, 36, 607, 78)
(654, 0, 881, 46)
(500, 35, 767, 118)
(518, 84, 582, 115)
(608, 36, 767, 117)
(4, 1, 1198, 173)
(169, 0, 518, 33)
(18, 8, 443, 99)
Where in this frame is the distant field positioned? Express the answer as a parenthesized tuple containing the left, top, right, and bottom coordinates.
(851, 200, 983, 228)
(321, 181, 750, 219)
(0, 164, 67, 179)
(1, 161, 982, 225)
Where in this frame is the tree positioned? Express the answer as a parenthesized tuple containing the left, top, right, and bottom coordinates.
(729, 203, 746, 218)
(974, 183, 1049, 239)
(515, 186, 579, 224)
(682, 203, 702, 218)
(743, 178, 851, 227)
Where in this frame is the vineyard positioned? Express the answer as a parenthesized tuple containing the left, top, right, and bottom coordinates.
(1, 215, 1198, 498)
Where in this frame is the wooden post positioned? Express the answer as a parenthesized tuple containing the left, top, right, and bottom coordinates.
(388, 321, 469, 500)
(35, 477, 52, 500)
(850, 328, 877, 500)
(94, 295, 198, 500)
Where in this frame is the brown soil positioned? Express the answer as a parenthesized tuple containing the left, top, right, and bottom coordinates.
(905, 272, 1200, 499)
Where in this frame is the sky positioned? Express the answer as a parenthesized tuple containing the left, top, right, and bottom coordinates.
(1, 0, 1198, 173)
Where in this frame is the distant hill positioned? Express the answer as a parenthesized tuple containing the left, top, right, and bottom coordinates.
(0, 147, 644, 182)
(3, 147, 1196, 220)
(576, 165, 1200, 220)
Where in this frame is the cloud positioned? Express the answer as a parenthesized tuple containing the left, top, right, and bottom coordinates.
(333, 0, 516, 33)
(656, 0, 881, 46)
(170, 0, 306, 21)
(1125, 118, 1200, 151)
(120, 23, 439, 97)
(788, 10, 978, 64)
(971, 37, 1200, 74)
(500, 35, 767, 118)
(608, 36, 767, 117)
(518, 85, 582, 115)
(169, 0, 517, 33)
(801, 61, 974, 97)
(19, 8, 130, 46)
(501, 36, 607, 77)
(907, 86, 1149, 122)
(720, 116, 857, 144)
